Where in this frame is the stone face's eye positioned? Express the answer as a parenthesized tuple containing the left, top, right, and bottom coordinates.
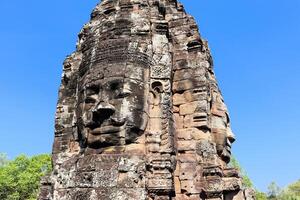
(86, 85, 99, 95)
(110, 82, 119, 91)
(85, 96, 96, 104)
(117, 89, 132, 98)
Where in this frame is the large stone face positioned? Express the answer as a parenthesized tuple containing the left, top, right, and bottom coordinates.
(39, 0, 254, 199)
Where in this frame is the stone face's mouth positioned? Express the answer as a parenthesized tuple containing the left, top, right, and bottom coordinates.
(225, 146, 232, 155)
(90, 124, 125, 135)
(222, 145, 232, 163)
(225, 138, 233, 154)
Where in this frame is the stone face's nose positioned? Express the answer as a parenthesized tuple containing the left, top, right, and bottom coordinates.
(226, 127, 236, 144)
(92, 102, 116, 121)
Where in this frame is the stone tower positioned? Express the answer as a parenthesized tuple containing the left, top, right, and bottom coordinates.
(39, 0, 255, 199)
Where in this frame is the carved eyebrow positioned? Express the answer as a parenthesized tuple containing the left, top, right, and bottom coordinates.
(117, 89, 132, 98)
(85, 84, 100, 90)
(83, 84, 100, 96)
(102, 79, 123, 89)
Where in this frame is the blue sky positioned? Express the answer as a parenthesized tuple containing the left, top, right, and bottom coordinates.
(0, 0, 299, 192)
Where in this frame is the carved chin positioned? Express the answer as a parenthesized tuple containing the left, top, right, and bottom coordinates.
(87, 132, 121, 148)
(85, 124, 145, 149)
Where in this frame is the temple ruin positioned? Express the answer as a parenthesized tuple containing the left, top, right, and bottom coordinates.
(39, 0, 255, 199)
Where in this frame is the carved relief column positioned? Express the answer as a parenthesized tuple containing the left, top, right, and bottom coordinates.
(146, 1, 176, 198)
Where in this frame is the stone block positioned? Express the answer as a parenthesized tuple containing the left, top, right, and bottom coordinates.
(117, 171, 145, 188)
(118, 156, 145, 172)
(177, 140, 196, 151)
(190, 128, 211, 140)
(177, 153, 197, 163)
(173, 93, 187, 106)
(184, 113, 209, 129)
(184, 90, 208, 102)
(211, 116, 227, 129)
(222, 177, 242, 191)
(181, 180, 200, 194)
(148, 117, 162, 132)
(174, 177, 181, 194)
(173, 106, 180, 113)
(125, 144, 145, 154)
(173, 69, 193, 81)
(174, 194, 201, 200)
(77, 155, 119, 172)
(177, 128, 210, 141)
(93, 170, 118, 187)
(177, 128, 192, 140)
(174, 113, 184, 129)
(96, 188, 147, 200)
(173, 58, 188, 70)
(179, 162, 197, 180)
(211, 103, 227, 117)
(147, 178, 174, 193)
(179, 102, 198, 115)
(173, 80, 194, 93)
(196, 140, 217, 159)
(147, 143, 160, 152)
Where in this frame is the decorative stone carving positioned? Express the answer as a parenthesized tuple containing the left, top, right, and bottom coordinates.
(39, 0, 254, 200)
(76, 57, 149, 154)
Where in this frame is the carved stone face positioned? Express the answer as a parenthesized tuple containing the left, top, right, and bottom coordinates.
(211, 92, 236, 163)
(211, 125, 236, 163)
(76, 63, 148, 150)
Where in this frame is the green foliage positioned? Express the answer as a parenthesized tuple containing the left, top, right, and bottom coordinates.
(256, 191, 268, 200)
(288, 180, 300, 196)
(278, 180, 300, 200)
(228, 156, 299, 200)
(229, 156, 253, 188)
(0, 154, 51, 200)
(268, 181, 281, 199)
(0, 153, 8, 167)
(256, 180, 300, 200)
(279, 190, 300, 200)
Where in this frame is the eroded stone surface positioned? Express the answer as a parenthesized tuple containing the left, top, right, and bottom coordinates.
(39, 0, 254, 199)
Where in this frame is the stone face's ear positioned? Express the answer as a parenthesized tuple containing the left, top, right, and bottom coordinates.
(149, 81, 163, 106)
(151, 81, 163, 93)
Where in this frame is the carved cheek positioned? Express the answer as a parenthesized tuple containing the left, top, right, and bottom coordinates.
(211, 116, 227, 129)
(120, 95, 142, 126)
(83, 103, 94, 111)
(120, 98, 132, 119)
(77, 102, 84, 113)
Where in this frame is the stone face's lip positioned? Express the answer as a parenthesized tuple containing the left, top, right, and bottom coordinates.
(91, 125, 124, 135)
(225, 144, 232, 153)
(223, 146, 232, 161)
